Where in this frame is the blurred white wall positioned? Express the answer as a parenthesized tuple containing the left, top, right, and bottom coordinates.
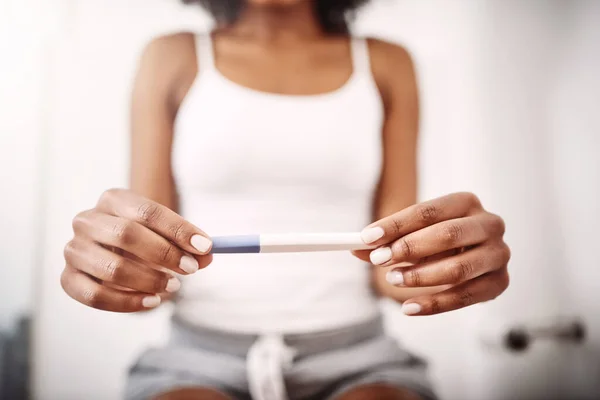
(462, 2, 600, 398)
(0, 0, 594, 399)
(0, 0, 54, 331)
(31, 2, 211, 399)
(546, 1, 600, 394)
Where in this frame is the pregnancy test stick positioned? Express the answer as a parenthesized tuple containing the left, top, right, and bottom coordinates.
(210, 232, 376, 254)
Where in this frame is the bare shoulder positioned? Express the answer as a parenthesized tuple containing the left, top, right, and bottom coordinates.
(141, 32, 196, 68)
(367, 37, 415, 73)
(135, 32, 199, 108)
(143, 32, 195, 61)
(366, 38, 417, 103)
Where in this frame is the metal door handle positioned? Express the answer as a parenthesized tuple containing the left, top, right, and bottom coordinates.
(505, 319, 585, 352)
(483, 318, 586, 352)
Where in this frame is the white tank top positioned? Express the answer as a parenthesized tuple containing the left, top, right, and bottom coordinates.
(172, 34, 384, 334)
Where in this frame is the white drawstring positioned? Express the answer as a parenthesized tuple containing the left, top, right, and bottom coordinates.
(247, 334, 296, 400)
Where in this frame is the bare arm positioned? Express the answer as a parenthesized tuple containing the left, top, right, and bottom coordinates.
(129, 33, 199, 302)
(360, 40, 510, 314)
(367, 39, 450, 302)
(130, 33, 197, 209)
(61, 34, 214, 313)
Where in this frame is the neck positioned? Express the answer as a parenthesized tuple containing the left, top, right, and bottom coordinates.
(227, 1, 323, 41)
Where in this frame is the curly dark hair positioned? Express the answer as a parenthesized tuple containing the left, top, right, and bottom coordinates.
(182, 0, 371, 34)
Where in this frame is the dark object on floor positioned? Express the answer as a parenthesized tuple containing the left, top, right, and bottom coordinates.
(0, 316, 30, 400)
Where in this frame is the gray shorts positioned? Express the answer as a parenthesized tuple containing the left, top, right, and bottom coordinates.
(125, 316, 437, 400)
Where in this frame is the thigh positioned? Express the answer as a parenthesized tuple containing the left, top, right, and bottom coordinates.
(332, 384, 425, 400)
(125, 346, 249, 400)
(288, 335, 437, 400)
(152, 388, 233, 400)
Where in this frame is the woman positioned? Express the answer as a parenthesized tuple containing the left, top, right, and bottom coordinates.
(60, 1, 511, 399)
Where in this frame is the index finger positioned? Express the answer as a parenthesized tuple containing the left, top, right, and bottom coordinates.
(361, 192, 482, 246)
(97, 189, 212, 255)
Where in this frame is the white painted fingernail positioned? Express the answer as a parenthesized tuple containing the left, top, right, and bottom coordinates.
(370, 247, 392, 265)
(179, 255, 199, 274)
(361, 227, 385, 244)
(402, 303, 422, 315)
(142, 295, 161, 309)
(386, 270, 405, 286)
(165, 277, 181, 293)
(191, 234, 212, 254)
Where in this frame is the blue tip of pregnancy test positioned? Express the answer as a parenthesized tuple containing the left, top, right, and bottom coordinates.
(210, 235, 261, 254)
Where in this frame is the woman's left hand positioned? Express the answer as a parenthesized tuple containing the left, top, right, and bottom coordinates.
(358, 192, 511, 316)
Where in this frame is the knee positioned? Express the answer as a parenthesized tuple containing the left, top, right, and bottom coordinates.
(334, 384, 425, 400)
(152, 387, 233, 400)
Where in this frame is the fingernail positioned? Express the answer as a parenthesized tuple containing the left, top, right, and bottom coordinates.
(165, 277, 181, 293)
(402, 303, 422, 315)
(386, 270, 405, 286)
(142, 295, 161, 309)
(191, 234, 212, 254)
(370, 247, 392, 265)
(179, 255, 199, 274)
(361, 227, 385, 244)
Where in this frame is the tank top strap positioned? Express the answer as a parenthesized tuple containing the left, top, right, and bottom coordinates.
(195, 34, 215, 74)
(350, 37, 372, 75)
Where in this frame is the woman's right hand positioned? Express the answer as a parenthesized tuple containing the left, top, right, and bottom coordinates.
(61, 188, 213, 313)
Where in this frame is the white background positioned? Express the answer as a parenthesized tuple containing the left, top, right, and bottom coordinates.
(1, 0, 599, 399)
